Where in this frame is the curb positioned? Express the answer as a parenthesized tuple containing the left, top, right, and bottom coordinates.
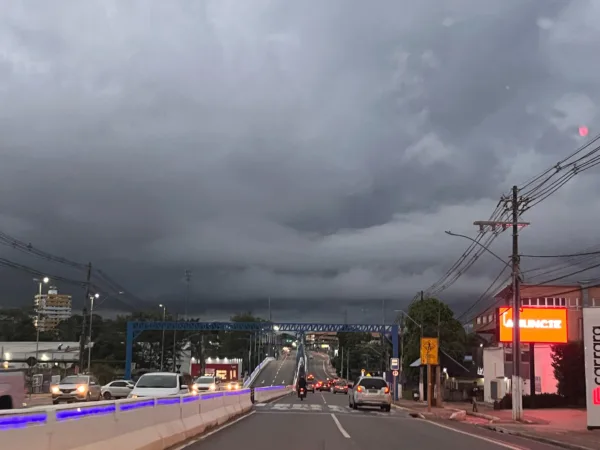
(482, 425, 595, 450)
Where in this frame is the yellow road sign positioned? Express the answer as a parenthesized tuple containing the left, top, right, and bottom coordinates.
(420, 337, 439, 365)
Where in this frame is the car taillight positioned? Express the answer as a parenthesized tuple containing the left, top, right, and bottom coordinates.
(384, 387, 390, 394)
(356, 386, 364, 392)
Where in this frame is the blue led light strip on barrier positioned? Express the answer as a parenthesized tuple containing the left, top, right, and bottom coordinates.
(255, 385, 285, 391)
(157, 397, 180, 406)
(56, 404, 116, 421)
(119, 399, 155, 412)
(183, 395, 200, 403)
(199, 392, 224, 400)
(0, 413, 47, 430)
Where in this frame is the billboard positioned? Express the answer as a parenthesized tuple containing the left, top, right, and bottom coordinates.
(583, 308, 600, 430)
(498, 307, 568, 344)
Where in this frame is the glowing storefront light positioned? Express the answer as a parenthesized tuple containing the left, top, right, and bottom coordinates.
(498, 307, 568, 344)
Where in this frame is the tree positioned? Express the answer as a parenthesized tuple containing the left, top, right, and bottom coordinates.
(334, 332, 374, 379)
(401, 297, 465, 381)
(551, 342, 585, 403)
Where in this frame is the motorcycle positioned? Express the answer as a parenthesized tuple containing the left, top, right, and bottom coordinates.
(298, 388, 306, 401)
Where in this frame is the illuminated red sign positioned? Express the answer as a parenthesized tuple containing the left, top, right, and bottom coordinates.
(498, 307, 568, 344)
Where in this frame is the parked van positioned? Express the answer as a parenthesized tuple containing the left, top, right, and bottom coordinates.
(0, 371, 26, 409)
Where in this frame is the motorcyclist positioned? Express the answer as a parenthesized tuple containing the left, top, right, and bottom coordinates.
(297, 375, 307, 397)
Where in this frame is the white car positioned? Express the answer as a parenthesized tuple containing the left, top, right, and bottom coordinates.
(101, 380, 135, 400)
(192, 375, 221, 393)
(348, 376, 392, 412)
(128, 373, 191, 398)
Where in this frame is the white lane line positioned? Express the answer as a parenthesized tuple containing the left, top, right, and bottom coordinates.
(423, 421, 527, 450)
(174, 411, 256, 449)
(320, 393, 327, 404)
(330, 413, 351, 438)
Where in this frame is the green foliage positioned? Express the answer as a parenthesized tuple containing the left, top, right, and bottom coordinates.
(401, 297, 465, 381)
(494, 393, 570, 409)
(0, 307, 267, 378)
(551, 341, 586, 403)
(334, 332, 381, 379)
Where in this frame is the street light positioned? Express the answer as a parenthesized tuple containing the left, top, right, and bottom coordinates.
(395, 309, 423, 400)
(159, 304, 166, 371)
(33, 277, 50, 368)
(87, 293, 100, 372)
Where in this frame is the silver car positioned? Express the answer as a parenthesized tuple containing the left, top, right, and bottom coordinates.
(51, 375, 102, 404)
(101, 380, 135, 400)
(348, 376, 392, 412)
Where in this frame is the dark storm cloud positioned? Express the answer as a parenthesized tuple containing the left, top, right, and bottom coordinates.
(0, 0, 599, 317)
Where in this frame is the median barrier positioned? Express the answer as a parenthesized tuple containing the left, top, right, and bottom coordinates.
(254, 385, 289, 403)
(0, 388, 252, 450)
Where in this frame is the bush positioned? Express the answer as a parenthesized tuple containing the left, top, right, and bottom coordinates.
(493, 393, 570, 410)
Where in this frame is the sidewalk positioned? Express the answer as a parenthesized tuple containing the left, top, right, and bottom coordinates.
(395, 399, 598, 450)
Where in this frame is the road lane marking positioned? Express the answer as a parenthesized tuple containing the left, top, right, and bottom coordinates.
(330, 413, 351, 438)
(423, 421, 527, 450)
(320, 393, 327, 404)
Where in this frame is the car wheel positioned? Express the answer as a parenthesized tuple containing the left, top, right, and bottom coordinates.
(103, 392, 112, 400)
(52, 400, 60, 405)
(86, 392, 92, 402)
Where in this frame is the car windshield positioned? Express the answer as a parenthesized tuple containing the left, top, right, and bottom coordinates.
(136, 374, 177, 388)
(61, 376, 88, 385)
(196, 377, 215, 384)
(336, 381, 347, 386)
(359, 378, 388, 390)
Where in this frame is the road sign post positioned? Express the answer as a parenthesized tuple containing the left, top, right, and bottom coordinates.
(420, 338, 439, 412)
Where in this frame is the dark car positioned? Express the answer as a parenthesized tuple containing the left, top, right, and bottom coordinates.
(333, 381, 348, 394)
(318, 381, 330, 392)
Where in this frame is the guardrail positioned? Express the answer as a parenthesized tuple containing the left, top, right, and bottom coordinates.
(243, 356, 274, 388)
(1, 386, 290, 450)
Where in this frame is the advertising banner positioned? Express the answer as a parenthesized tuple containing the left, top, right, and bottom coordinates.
(498, 307, 568, 343)
(583, 308, 600, 430)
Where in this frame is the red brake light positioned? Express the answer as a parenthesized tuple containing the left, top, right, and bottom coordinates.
(356, 386, 364, 393)
(384, 387, 390, 394)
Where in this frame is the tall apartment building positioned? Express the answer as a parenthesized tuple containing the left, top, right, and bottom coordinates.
(33, 287, 72, 331)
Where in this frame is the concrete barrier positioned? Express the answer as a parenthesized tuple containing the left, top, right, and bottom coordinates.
(0, 388, 253, 450)
(254, 385, 290, 403)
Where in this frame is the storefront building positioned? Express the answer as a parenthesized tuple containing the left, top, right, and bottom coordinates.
(473, 283, 600, 404)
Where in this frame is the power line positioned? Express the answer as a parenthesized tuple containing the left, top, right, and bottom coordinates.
(456, 265, 511, 323)
(521, 250, 600, 258)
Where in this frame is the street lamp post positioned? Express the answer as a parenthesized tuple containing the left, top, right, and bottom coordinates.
(395, 309, 423, 400)
(159, 304, 166, 371)
(87, 293, 100, 372)
(34, 277, 50, 370)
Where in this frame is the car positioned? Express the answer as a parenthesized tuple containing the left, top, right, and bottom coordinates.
(51, 375, 102, 404)
(318, 381, 330, 392)
(129, 372, 192, 398)
(307, 381, 315, 393)
(101, 379, 135, 400)
(332, 381, 348, 395)
(225, 380, 240, 391)
(348, 376, 392, 412)
(0, 371, 25, 409)
(193, 375, 221, 392)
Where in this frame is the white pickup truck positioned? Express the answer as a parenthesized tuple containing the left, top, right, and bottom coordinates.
(0, 371, 25, 409)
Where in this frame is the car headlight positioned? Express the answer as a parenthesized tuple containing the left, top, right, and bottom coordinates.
(209, 384, 216, 391)
(128, 394, 138, 399)
(192, 384, 198, 391)
(51, 386, 59, 394)
(76, 385, 87, 394)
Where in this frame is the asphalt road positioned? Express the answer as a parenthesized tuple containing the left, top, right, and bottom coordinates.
(185, 388, 563, 450)
(251, 352, 297, 387)
(307, 351, 333, 382)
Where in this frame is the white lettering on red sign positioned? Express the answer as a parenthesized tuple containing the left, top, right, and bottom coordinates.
(502, 316, 562, 329)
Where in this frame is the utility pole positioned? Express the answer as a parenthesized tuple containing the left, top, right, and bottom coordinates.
(399, 315, 404, 399)
(184, 269, 191, 320)
(340, 346, 344, 379)
(474, 185, 529, 421)
(268, 297, 272, 358)
(173, 312, 178, 372)
(436, 306, 442, 407)
(79, 262, 92, 372)
(419, 290, 424, 402)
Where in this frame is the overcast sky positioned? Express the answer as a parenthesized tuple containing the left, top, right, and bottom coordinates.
(1, 1, 599, 322)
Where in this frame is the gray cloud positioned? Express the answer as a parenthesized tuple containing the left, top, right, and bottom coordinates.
(0, 1, 599, 320)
